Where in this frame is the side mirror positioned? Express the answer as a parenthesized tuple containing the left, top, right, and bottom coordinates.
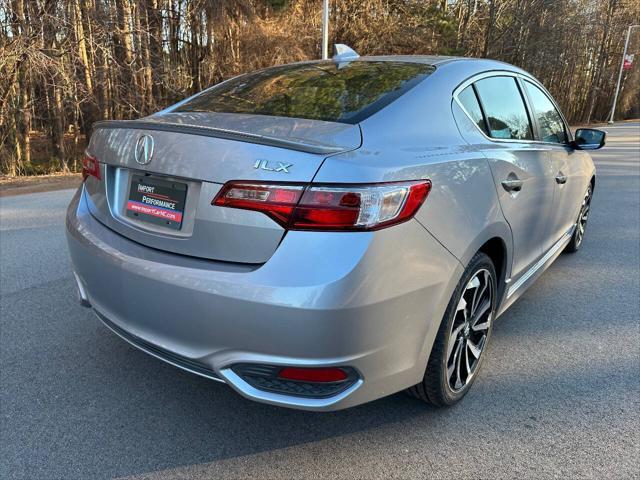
(572, 128, 606, 150)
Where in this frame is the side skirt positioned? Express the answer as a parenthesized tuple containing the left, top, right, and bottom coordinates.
(497, 224, 576, 316)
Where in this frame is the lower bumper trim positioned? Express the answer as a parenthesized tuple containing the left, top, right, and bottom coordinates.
(231, 363, 359, 398)
(94, 310, 224, 383)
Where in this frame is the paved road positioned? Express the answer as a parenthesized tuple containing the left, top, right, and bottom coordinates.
(1, 124, 639, 479)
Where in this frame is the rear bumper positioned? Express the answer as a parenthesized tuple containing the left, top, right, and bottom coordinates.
(66, 186, 462, 410)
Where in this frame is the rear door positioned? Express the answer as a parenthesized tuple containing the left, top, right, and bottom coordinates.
(466, 75, 555, 280)
(521, 80, 588, 250)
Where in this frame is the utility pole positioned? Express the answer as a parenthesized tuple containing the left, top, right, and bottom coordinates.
(609, 24, 639, 124)
(322, 0, 329, 60)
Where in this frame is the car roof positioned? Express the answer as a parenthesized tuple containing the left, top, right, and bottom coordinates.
(354, 55, 527, 76)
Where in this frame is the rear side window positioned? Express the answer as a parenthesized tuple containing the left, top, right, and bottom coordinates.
(457, 85, 488, 135)
(474, 76, 533, 140)
(175, 61, 435, 124)
(523, 81, 567, 144)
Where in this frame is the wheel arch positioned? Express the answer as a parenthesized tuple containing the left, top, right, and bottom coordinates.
(458, 222, 513, 312)
(478, 237, 508, 304)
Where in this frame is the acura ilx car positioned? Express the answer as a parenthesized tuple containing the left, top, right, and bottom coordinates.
(66, 46, 605, 410)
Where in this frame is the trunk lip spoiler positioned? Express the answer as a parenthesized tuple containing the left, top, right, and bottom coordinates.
(92, 120, 347, 155)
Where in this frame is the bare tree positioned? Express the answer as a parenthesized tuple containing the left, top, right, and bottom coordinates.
(1, 0, 639, 176)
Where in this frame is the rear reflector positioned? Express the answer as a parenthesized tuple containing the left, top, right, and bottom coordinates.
(82, 153, 101, 181)
(212, 180, 431, 231)
(278, 367, 349, 383)
(231, 363, 359, 398)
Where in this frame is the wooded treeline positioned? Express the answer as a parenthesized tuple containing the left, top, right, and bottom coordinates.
(1, 0, 639, 176)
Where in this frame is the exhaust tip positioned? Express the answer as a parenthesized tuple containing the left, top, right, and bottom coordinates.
(73, 272, 91, 308)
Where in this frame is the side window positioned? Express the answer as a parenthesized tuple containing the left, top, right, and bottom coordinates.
(523, 81, 567, 144)
(457, 85, 488, 135)
(474, 76, 533, 141)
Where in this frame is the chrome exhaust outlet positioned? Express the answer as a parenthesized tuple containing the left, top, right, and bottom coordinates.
(73, 272, 91, 308)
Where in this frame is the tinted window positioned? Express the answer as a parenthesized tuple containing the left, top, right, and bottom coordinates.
(457, 86, 488, 135)
(175, 61, 434, 124)
(523, 81, 567, 143)
(474, 77, 533, 140)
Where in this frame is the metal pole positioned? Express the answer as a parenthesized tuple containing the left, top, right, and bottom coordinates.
(322, 0, 329, 60)
(609, 25, 638, 124)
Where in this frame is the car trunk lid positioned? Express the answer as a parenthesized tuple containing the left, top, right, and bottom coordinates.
(83, 113, 361, 263)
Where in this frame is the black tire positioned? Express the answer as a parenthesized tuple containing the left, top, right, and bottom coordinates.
(564, 184, 593, 253)
(407, 252, 497, 407)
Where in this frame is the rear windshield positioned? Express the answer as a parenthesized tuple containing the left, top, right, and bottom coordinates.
(174, 61, 434, 124)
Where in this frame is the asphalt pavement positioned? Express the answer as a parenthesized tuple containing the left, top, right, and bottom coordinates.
(1, 123, 639, 479)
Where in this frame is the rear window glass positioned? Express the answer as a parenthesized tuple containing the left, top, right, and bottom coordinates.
(174, 61, 435, 124)
(457, 85, 488, 135)
(474, 76, 533, 141)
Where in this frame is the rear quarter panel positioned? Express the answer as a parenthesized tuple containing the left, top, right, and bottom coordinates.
(315, 63, 514, 330)
(315, 63, 512, 275)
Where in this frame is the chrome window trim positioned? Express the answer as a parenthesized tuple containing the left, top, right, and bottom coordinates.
(453, 70, 572, 145)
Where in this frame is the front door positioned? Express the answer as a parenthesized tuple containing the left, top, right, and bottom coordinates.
(521, 79, 590, 250)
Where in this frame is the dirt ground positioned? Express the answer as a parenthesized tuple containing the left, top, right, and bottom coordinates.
(0, 174, 82, 197)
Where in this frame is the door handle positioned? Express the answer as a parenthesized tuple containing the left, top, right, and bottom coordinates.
(501, 179, 523, 192)
(555, 174, 568, 184)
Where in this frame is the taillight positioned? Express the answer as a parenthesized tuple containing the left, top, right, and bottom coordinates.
(82, 153, 101, 181)
(212, 180, 431, 231)
(213, 183, 304, 225)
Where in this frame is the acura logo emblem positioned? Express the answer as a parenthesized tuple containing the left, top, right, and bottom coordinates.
(134, 135, 154, 165)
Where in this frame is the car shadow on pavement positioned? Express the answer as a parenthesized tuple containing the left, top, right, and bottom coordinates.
(73, 303, 639, 480)
(0, 276, 435, 479)
(3, 246, 638, 480)
(2, 134, 638, 479)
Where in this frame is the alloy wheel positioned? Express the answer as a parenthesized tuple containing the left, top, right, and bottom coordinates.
(575, 186, 592, 247)
(446, 269, 493, 393)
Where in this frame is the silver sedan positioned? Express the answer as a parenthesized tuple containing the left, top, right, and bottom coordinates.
(66, 46, 605, 410)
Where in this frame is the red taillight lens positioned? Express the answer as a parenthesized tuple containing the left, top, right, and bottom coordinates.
(213, 183, 304, 225)
(278, 367, 348, 383)
(212, 180, 431, 231)
(82, 153, 101, 181)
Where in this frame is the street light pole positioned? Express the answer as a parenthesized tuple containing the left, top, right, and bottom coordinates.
(322, 0, 329, 60)
(609, 24, 638, 124)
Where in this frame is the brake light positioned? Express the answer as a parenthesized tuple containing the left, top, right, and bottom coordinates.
(82, 153, 101, 181)
(212, 180, 430, 231)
